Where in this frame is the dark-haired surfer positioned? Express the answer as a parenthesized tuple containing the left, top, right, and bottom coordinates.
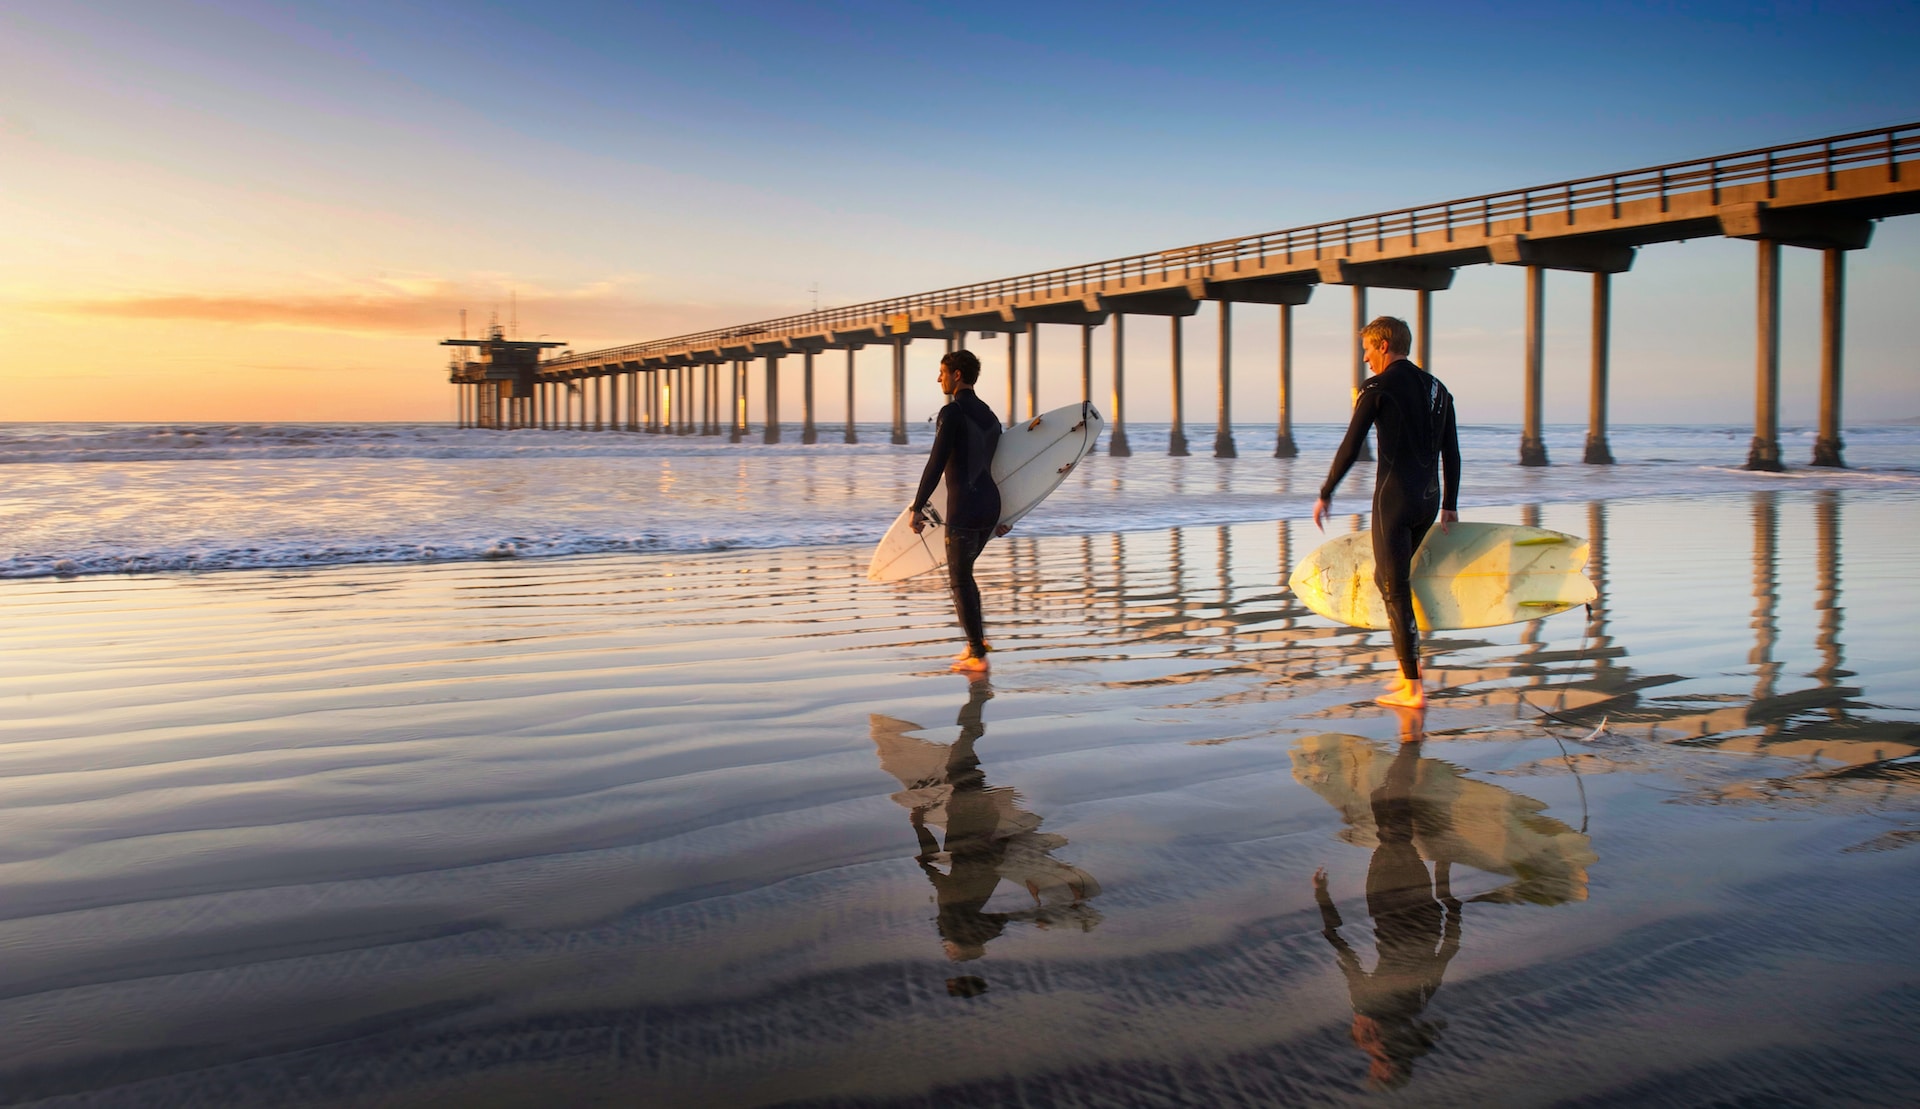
(1313, 316, 1460, 709)
(911, 349, 1004, 673)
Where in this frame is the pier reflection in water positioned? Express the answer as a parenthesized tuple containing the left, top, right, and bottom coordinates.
(965, 488, 1915, 783)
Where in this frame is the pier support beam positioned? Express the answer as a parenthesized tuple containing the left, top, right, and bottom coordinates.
(730, 362, 744, 443)
(1214, 301, 1236, 457)
(1109, 314, 1131, 456)
(1275, 303, 1298, 458)
(1585, 273, 1615, 464)
(764, 355, 781, 444)
(1026, 328, 1039, 422)
(1080, 323, 1094, 405)
(594, 375, 605, 432)
(1813, 249, 1847, 467)
(1168, 316, 1189, 456)
(1416, 289, 1432, 372)
(890, 339, 907, 445)
(1718, 204, 1873, 471)
(1350, 287, 1371, 461)
(1006, 332, 1018, 428)
(802, 350, 817, 444)
(845, 348, 858, 444)
(1488, 235, 1635, 467)
(1748, 240, 1783, 471)
(1521, 266, 1549, 466)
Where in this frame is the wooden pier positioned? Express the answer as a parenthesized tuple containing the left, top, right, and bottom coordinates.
(450, 124, 1920, 470)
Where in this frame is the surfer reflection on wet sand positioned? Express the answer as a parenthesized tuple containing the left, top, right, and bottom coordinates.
(1296, 716, 1597, 1090)
(870, 679, 1101, 996)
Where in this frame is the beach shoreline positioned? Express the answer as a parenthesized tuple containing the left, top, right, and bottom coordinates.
(4, 483, 1919, 1105)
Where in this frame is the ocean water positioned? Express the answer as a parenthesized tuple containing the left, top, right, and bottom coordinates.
(2, 419, 1916, 579)
(5, 419, 1920, 1104)
(4, 491, 1919, 1106)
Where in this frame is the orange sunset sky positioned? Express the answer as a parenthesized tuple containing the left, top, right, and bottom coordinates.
(4, 2, 1916, 426)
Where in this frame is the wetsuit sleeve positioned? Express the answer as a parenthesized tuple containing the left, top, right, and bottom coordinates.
(1319, 387, 1382, 504)
(911, 407, 955, 515)
(1440, 394, 1461, 512)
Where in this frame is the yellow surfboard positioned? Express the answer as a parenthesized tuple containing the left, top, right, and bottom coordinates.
(1288, 521, 1596, 631)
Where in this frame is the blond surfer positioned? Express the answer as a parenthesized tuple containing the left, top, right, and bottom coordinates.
(1312, 317, 1461, 709)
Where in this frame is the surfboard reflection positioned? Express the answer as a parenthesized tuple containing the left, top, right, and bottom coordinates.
(869, 682, 1101, 992)
(1292, 729, 1597, 1089)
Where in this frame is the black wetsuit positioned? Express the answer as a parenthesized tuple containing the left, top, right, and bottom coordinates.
(911, 390, 1002, 656)
(1320, 360, 1461, 680)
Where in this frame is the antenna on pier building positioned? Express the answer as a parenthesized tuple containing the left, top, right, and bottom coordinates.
(810, 282, 819, 312)
(460, 308, 467, 340)
(510, 290, 518, 338)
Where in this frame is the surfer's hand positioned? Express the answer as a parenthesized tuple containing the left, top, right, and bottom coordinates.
(1311, 497, 1330, 532)
(994, 523, 1011, 538)
(1439, 509, 1458, 534)
(909, 511, 926, 534)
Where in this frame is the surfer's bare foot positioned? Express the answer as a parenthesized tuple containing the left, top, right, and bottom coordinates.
(1377, 676, 1426, 710)
(952, 653, 990, 673)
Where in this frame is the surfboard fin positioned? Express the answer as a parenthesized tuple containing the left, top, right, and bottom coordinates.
(1513, 536, 1568, 546)
(1027, 416, 1044, 431)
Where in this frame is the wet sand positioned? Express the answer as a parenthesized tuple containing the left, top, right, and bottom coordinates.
(3, 488, 1919, 1107)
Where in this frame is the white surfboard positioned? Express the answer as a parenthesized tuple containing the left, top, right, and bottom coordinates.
(1288, 521, 1597, 631)
(867, 400, 1104, 583)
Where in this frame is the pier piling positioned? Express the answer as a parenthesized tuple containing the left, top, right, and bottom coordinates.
(1213, 301, 1236, 458)
(1109, 314, 1131, 456)
(1812, 249, 1846, 466)
(1521, 266, 1550, 466)
(1168, 316, 1189, 456)
(1275, 303, 1297, 458)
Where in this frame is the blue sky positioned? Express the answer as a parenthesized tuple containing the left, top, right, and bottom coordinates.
(2, 0, 1916, 422)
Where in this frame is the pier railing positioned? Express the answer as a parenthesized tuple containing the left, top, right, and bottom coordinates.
(549, 123, 1919, 369)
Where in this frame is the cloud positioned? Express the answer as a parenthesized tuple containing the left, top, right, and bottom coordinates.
(33, 278, 778, 345)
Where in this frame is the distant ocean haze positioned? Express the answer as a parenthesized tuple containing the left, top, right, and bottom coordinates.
(1, 421, 1915, 579)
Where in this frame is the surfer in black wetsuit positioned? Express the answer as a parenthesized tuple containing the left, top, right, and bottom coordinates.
(1313, 316, 1460, 710)
(911, 350, 1004, 673)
